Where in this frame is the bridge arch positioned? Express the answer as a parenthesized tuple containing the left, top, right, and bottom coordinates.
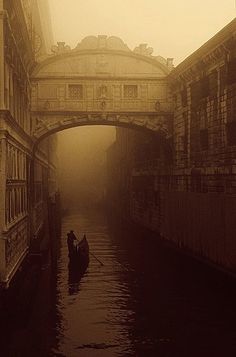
(32, 113, 172, 148)
(31, 35, 174, 143)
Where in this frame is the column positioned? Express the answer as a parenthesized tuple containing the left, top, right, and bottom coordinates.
(0, 134, 7, 281)
(0, 3, 5, 109)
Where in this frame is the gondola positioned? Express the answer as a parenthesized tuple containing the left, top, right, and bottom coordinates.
(68, 234, 89, 271)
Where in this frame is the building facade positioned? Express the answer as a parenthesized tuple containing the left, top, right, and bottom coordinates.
(107, 18, 236, 273)
(0, 0, 57, 287)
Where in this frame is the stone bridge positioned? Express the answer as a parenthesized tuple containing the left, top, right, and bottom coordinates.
(2, 0, 236, 289)
(31, 36, 174, 143)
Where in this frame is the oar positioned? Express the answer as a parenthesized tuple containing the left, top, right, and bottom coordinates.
(89, 251, 104, 266)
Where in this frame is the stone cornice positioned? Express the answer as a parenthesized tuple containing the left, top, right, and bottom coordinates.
(0, 110, 33, 147)
(31, 75, 168, 82)
(32, 48, 171, 77)
(169, 17, 236, 84)
(0, 129, 33, 155)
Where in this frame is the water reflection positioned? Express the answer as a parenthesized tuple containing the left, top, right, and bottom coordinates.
(68, 262, 86, 295)
(50, 209, 236, 357)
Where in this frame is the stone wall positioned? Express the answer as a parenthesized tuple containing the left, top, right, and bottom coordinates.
(107, 18, 236, 274)
(0, 0, 57, 286)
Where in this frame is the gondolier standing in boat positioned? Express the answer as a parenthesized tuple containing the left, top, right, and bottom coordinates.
(67, 230, 77, 258)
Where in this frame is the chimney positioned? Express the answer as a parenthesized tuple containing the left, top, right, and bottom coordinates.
(167, 58, 174, 70)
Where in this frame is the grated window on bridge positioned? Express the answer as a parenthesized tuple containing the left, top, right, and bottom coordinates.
(124, 85, 138, 98)
(68, 84, 83, 99)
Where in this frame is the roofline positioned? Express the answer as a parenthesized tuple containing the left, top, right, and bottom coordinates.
(31, 48, 171, 77)
(169, 17, 236, 78)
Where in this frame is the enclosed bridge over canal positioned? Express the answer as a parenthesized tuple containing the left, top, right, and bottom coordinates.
(0, 1, 236, 287)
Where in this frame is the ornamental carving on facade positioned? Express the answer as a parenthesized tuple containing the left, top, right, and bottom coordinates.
(155, 100, 161, 111)
(32, 30, 42, 55)
(75, 35, 130, 52)
(100, 101, 107, 110)
(32, 113, 171, 140)
(98, 85, 108, 99)
(47, 35, 170, 69)
(134, 43, 154, 56)
(51, 42, 71, 55)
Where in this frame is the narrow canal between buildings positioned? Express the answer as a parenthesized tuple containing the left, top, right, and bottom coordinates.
(3, 208, 236, 357)
(49, 209, 236, 357)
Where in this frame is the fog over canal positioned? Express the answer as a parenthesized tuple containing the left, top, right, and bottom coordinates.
(50, 127, 236, 357)
(4, 126, 236, 357)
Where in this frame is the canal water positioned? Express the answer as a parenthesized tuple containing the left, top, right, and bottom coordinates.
(49, 209, 236, 357)
(3, 208, 236, 356)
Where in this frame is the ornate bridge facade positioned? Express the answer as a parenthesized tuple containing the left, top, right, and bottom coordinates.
(31, 36, 174, 143)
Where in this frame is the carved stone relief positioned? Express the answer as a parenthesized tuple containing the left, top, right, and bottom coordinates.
(134, 44, 153, 56)
(51, 42, 71, 55)
(32, 113, 171, 140)
(98, 85, 108, 99)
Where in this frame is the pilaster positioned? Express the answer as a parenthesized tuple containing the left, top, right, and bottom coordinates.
(0, 133, 6, 281)
(0, 6, 5, 109)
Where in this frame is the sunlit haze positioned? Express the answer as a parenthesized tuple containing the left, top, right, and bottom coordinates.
(49, 0, 236, 65)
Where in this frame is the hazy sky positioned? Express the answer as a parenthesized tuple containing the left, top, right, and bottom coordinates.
(49, 0, 236, 65)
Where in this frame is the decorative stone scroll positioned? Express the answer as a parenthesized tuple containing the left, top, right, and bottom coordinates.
(134, 44, 153, 56)
(47, 35, 171, 70)
(51, 42, 71, 55)
(75, 35, 131, 52)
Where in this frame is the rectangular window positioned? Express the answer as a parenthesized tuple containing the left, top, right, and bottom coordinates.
(68, 84, 83, 99)
(124, 85, 138, 98)
(209, 70, 218, 96)
(226, 121, 236, 146)
(191, 80, 201, 107)
(200, 128, 209, 150)
(181, 88, 187, 107)
(191, 174, 202, 193)
(184, 114, 188, 153)
(200, 76, 210, 98)
(219, 65, 227, 94)
(191, 77, 209, 106)
(227, 58, 236, 85)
